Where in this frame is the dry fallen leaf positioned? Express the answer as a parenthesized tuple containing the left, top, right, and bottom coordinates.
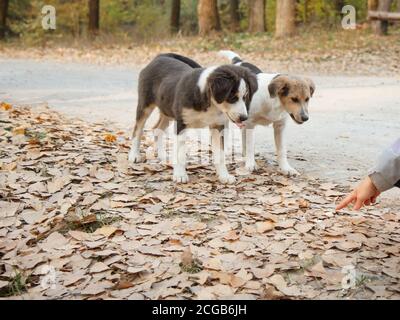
(104, 133, 117, 143)
(0, 102, 12, 110)
(0, 280, 9, 289)
(256, 221, 275, 233)
(90, 262, 109, 273)
(298, 199, 310, 209)
(95, 169, 114, 182)
(94, 226, 117, 238)
(81, 283, 107, 296)
(335, 240, 362, 252)
(12, 127, 26, 136)
(294, 223, 313, 234)
(204, 257, 222, 271)
(21, 210, 45, 224)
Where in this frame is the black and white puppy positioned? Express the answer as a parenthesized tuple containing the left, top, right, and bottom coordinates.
(129, 53, 258, 184)
(219, 50, 316, 176)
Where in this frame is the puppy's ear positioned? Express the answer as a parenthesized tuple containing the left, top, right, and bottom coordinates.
(209, 73, 235, 104)
(246, 72, 258, 100)
(268, 75, 290, 98)
(305, 78, 316, 97)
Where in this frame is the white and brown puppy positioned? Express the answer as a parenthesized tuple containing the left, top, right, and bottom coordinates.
(219, 50, 316, 176)
(129, 53, 258, 184)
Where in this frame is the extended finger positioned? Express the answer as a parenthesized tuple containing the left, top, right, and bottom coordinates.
(353, 198, 364, 211)
(336, 193, 356, 211)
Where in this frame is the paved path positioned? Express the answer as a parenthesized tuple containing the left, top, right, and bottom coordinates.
(1, 59, 399, 199)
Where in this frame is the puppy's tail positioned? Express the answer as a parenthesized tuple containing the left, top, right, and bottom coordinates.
(218, 50, 243, 64)
(159, 53, 202, 69)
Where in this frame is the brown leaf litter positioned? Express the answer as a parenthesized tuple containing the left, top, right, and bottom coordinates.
(0, 104, 399, 300)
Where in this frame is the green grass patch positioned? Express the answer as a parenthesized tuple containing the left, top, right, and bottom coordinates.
(0, 271, 29, 297)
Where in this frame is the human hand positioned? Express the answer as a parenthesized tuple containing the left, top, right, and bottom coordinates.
(336, 177, 381, 211)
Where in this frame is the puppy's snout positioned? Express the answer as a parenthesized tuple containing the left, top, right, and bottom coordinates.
(239, 114, 248, 122)
(301, 114, 309, 122)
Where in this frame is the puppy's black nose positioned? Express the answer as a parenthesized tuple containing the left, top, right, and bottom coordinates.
(239, 115, 248, 122)
(301, 114, 309, 122)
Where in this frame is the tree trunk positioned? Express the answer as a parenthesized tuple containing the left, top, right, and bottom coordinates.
(303, 0, 308, 23)
(197, 0, 221, 35)
(229, 0, 240, 32)
(248, 0, 266, 33)
(170, 0, 180, 33)
(368, 0, 379, 23)
(0, 0, 9, 39)
(275, 0, 296, 38)
(333, 0, 345, 12)
(368, 0, 379, 11)
(88, 0, 100, 37)
(397, 0, 400, 12)
(372, 0, 393, 35)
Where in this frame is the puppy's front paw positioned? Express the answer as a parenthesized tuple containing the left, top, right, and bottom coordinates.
(128, 151, 144, 163)
(245, 162, 258, 173)
(279, 165, 300, 177)
(173, 172, 189, 183)
(219, 173, 236, 184)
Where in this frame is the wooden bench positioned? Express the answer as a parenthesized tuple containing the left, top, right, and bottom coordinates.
(368, 10, 400, 21)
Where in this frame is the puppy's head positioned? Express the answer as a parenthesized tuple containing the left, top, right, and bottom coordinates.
(268, 75, 316, 125)
(208, 65, 258, 128)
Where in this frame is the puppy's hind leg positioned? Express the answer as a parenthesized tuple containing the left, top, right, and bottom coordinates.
(129, 104, 155, 163)
(243, 125, 257, 172)
(211, 126, 236, 184)
(154, 114, 171, 163)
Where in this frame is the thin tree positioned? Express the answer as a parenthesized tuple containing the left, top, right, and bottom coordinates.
(333, 0, 345, 12)
(372, 0, 393, 35)
(0, 0, 9, 40)
(302, 0, 309, 23)
(275, 0, 296, 38)
(229, 0, 240, 32)
(170, 0, 180, 33)
(368, 0, 379, 23)
(368, 0, 379, 12)
(198, 0, 221, 35)
(88, 0, 100, 37)
(397, 0, 400, 12)
(248, 0, 266, 33)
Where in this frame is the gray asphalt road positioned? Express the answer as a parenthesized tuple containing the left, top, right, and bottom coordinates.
(1, 59, 399, 199)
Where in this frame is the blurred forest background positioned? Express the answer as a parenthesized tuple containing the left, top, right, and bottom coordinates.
(0, 0, 399, 44)
(0, 0, 399, 76)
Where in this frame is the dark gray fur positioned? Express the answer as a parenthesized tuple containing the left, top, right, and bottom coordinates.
(231, 56, 263, 75)
(135, 54, 258, 134)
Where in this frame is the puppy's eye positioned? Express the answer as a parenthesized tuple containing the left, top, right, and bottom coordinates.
(306, 97, 310, 102)
(291, 97, 299, 103)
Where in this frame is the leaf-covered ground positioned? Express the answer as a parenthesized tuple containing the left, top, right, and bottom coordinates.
(0, 103, 399, 300)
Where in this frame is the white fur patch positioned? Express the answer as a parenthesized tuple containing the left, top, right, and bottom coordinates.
(228, 79, 248, 119)
(238, 79, 247, 98)
(181, 105, 226, 128)
(197, 66, 218, 92)
(218, 50, 241, 62)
